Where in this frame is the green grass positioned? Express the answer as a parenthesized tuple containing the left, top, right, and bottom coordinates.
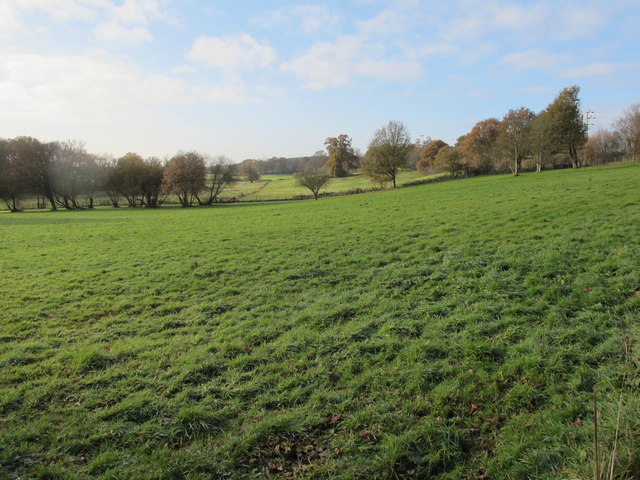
(226, 171, 441, 201)
(1, 163, 639, 479)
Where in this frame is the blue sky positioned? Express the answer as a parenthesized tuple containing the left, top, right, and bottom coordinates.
(1, 0, 639, 161)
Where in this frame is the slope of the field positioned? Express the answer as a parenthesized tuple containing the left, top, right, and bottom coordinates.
(1, 163, 639, 479)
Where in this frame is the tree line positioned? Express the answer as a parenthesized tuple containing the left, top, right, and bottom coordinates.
(415, 87, 639, 178)
(0, 141, 236, 211)
(2, 86, 638, 211)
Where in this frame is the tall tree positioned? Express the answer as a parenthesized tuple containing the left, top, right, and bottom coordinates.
(545, 86, 587, 168)
(163, 151, 206, 207)
(458, 118, 500, 175)
(361, 120, 412, 188)
(50, 140, 95, 210)
(11, 137, 58, 210)
(497, 107, 535, 176)
(529, 111, 554, 173)
(197, 156, 236, 205)
(0, 139, 25, 211)
(615, 103, 640, 162)
(324, 135, 357, 177)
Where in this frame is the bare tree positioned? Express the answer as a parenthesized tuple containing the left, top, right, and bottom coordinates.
(197, 156, 235, 205)
(615, 103, 640, 161)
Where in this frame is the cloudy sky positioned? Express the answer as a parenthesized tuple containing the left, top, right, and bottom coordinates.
(1, 0, 639, 161)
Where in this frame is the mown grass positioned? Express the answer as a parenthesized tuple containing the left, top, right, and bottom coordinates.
(1, 163, 639, 479)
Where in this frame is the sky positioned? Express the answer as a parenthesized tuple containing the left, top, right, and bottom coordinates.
(1, 0, 639, 162)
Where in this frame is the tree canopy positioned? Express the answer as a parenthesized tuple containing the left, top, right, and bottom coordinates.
(361, 121, 412, 188)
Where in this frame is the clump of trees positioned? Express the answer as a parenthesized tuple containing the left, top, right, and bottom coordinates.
(0, 140, 236, 211)
(413, 86, 636, 179)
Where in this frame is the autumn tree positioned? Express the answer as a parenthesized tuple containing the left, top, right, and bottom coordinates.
(583, 129, 624, 165)
(163, 151, 206, 207)
(497, 107, 535, 175)
(197, 156, 236, 205)
(417, 139, 448, 173)
(615, 103, 640, 161)
(295, 171, 331, 200)
(433, 145, 464, 176)
(324, 135, 358, 177)
(545, 86, 587, 168)
(458, 118, 500, 175)
(361, 120, 412, 188)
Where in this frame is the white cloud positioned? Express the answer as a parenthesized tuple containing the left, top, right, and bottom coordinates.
(0, 51, 187, 121)
(560, 62, 619, 78)
(171, 65, 197, 75)
(281, 35, 422, 90)
(501, 49, 570, 72)
(94, 21, 152, 43)
(187, 34, 277, 70)
(253, 4, 340, 34)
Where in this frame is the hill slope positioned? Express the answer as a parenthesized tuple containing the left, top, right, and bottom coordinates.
(1, 163, 639, 479)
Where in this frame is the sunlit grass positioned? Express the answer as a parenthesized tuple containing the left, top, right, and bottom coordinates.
(1, 163, 639, 479)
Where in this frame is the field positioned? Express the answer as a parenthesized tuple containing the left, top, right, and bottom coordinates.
(224, 171, 440, 202)
(1, 163, 639, 479)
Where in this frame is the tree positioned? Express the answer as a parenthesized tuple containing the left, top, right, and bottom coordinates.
(139, 157, 166, 208)
(458, 118, 500, 175)
(417, 139, 448, 173)
(117, 153, 146, 207)
(497, 108, 535, 175)
(615, 103, 640, 162)
(240, 161, 261, 182)
(433, 145, 464, 176)
(163, 151, 206, 207)
(295, 172, 331, 200)
(324, 135, 358, 177)
(545, 86, 587, 168)
(583, 129, 624, 165)
(102, 157, 124, 207)
(197, 156, 236, 205)
(11, 136, 58, 210)
(361, 120, 412, 188)
(50, 140, 97, 210)
(528, 111, 554, 173)
(0, 139, 25, 211)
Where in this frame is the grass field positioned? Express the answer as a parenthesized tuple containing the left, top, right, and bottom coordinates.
(225, 171, 440, 201)
(1, 163, 639, 479)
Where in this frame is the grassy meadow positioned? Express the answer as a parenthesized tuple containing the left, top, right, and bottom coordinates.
(1, 163, 639, 479)
(224, 171, 440, 202)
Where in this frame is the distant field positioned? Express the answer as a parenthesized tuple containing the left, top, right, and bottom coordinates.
(225, 170, 441, 201)
(1, 163, 639, 479)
